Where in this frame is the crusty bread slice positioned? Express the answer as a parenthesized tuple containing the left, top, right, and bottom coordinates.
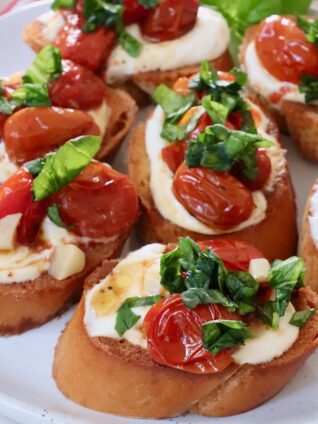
(0, 235, 127, 336)
(128, 121, 297, 261)
(53, 260, 318, 418)
(240, 25, 318, 161)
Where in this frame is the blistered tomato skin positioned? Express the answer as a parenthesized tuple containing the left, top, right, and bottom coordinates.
(141, 0, 199, 43)
(173, 163, 254, 228)
(55, 162, 139, 238)
(255, 15, 318, 84)
(3, 107, 100, 164)
(144, 294, 238, 374)
(123, 0, 149, 25)
(49, 60, 105, 110)
(161, 141, 188, 174)
(54, 13, 116, 71)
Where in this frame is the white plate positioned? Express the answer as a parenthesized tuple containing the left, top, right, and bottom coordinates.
(1, 2, 318, 424)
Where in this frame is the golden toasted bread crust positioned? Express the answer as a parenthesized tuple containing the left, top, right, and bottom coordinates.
(128, 120, 297, 261)
(0, 235, 127, 335)
(53, 259, 318, 418)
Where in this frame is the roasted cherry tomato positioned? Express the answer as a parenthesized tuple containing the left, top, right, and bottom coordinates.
(173, 163, 254, 228)
(255, 15, 318, 83)
(141, 0, 199, 43)
(17, 198, 48, 246)
(49, 60, 105, 110)
(123, 0, 149, 25)
(54, 13, 115, 71)
(3, 107, 100, 164)
(227, 112, 243, 131)
(188, 112, 212, 140)
(162, 141, 187, 173)
(0, 114, 8, 138)
(198, 239, 264, 272)
(55, 162, 139, 238)
(145, 294, 240, 374)
(233, 148, 272, 191)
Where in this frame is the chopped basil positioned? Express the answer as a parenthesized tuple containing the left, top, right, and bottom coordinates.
(202, 319, 252, 356)
(0, 95, 16, 115)
(182, 288, 237, 311)
(161, 107, 204, 142)
(225, 271, 259, 315)
(11, 83, 51, 107)
(32, 135, 101, 201)
(138, 0, 159, 7)
(52, 0, 75, 10)
(24, 158, 46, 178)
(298, 16, 318, 46)
(115, 295, 162, 336)
(47, 204, 74, 229)
(185, 123, 271, 180)
(201, 95, 229, 124)
(299, 74, 318, 103)
(23, 45, 62, 85)
(118, 31, 143, 58)
(257, 301, 279, 329)
(290, 308, 317, 328)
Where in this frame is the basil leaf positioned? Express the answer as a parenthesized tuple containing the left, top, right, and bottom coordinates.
(202, 319, 252, 356)
(23, 45, 62, 85)
(32, 135, 101, 201)
(153, 84, 196, 123)
(119, 31, 143, 58)
(299, 74, 318, 103)
(182, 287, 237, 311)
(52, 0, 75, 10)
(47, 204, 74, 229)
(225, 271, 259, 315)
(115, 295, 162, 336)
(138, 0, 159, 7)
(161, 107, 204, 142)
(83, 0, 123, 32)
(257, 301, 279, 329)
(201, 95, 229, 124)
(186, 123, 271, 178)
(290, 308, 317, 328)
(24, 158, 46, 178)
(11, 83, 50, 107)
(298, 16, 318, 46)
(0, 96, 16, 115)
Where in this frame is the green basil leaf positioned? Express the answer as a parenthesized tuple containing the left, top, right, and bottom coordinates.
(225, 271, 259, 315)
(138, 0, 159, 7)
(24, 158, 46, 178)
(257, 301, 280, 329)
(23, 45, 62, 85)
(47, 204, 74, 229)
(83, 0, 123, 33)
(118, 30, 143, 58)
(161, 107, 205, 142)
(32, 135, 101, 201)
(290, 308, 317, 328)
(11, 83, 51, 107)
(201, 95, 229, 124)
(298, 16, 318, 46)
(115, 295, 162, 336)
(182, 287, 237, 311)
(0, 96, 17, 115)
(52, 0, 75, 10)
(202, 319, 252, 356)
(153, 84, 196, 123)
(299, 74, 318, 103)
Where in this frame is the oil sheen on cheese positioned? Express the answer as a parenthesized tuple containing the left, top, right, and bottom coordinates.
(84, 244, 166, 348)
(105, 7, 230, 84)
(308, 183, 318, 248)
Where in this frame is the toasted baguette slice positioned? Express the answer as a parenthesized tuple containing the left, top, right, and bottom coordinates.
(240, 25, 318, 162)
(128, 122, 297, 262)
(299, 181, 318, 291)
(53, 260, 318, 418)
(0, 235, 127, 336)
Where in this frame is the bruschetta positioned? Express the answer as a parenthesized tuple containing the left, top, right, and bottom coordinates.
(240, 15, 318, 161)
(128, 63, 297, 260)
(23, 1, 233, 96)
(0, 135, 139, 335)
(53, 238, 318, 418)
(0, 45, 136, 168)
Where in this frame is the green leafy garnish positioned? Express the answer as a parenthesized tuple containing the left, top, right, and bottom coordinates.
(11, 83, 50, 107)
(299, 74, 318, 103)
(32, 135, 101, 201)
(185, 123, 271, 180)
(225, 271, 259, 315)
(47, 204, 73, 229)
(182, 287, 237, 311)
(161, 107, 205, 142)
(298, 16, 318, 46)
(52, 0, 75, 10)
(202, 319, 252, 355)
(138, 0, 159, 7)
(290, 308, 317, 327)
(118, 31, 143, 58)
(23, 45, 62, 85)
(115, 295, 162, 336)
(154, 84, 196, 123)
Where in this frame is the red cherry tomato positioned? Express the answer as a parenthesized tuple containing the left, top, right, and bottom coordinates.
(49, 60, 105, 110)
(227, 112, 243, 131)
(16, 199, 48, 246)
(123, 0, 149, 25)
(54, 13, 115, 71)
(55, 162, 139, 238)
(144, 294, 240, 374)
(0, 114, 8, 138)
(198, 239, 264, 272)
(3, 107, 100, 164)
(141, 0, 199, 43)
(161, 141, 187, 173)
(233, 148, 272, 191)
(188, 112, 212, 140)
(173, 163, 254, 228)
(255, 15, 318, 84)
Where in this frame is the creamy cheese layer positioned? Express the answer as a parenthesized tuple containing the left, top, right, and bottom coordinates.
(244, 41, 308, 110)
(105, 7, 230, 84)
(84, 244, 166, 348)
(38, 10, 66, 42)
(0, 142, 17, 183)
(145, 104, 285, 235)
(308, 183, 318, 248)
(87, 100, 110, 137)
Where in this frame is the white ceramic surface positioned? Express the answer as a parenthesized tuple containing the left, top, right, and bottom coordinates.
(0, 2, 318, 423)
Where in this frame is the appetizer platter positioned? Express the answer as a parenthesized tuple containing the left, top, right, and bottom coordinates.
(2, 0, 318, 423)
